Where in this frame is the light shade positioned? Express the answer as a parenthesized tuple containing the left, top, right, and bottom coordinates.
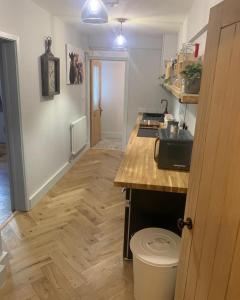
(114, 34, 127, 49)
(81, 0, 108, 24)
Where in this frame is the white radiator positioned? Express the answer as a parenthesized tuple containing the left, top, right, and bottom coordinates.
(70, 116, 87, 156)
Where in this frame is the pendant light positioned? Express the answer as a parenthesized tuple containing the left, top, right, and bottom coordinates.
(81, 0, 108, 24)
(114, 18, 127, 49)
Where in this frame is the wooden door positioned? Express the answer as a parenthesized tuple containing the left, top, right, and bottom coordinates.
(175, 1, 240, 299)
(223, 0, 240, 26)
(90, 60, 102, 147)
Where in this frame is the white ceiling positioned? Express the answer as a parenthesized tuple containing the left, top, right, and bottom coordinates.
(32, 0, 193, 37)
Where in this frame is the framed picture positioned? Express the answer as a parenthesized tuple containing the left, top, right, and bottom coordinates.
(66, 44, 84, 85)
(41, 38, 60, 99)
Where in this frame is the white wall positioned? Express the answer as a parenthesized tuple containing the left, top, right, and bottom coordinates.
(183, 0, 222, 44)
(0, 0, 88, 207)
(162, 33, 179, 72)
(89, 34, 180, 138)
(178, 0, 222, 53)
(101, 61, 125, 139)
(175, 0, 223, 135)
(127, 48, 161, 136)
(161, 33, 182, 121)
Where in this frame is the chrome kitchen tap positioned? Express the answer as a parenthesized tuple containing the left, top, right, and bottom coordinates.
(161, 99, 169, 114)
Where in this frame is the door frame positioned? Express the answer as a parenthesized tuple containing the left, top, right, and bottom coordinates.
(0, 31, 28, 212)
(86, 52, 129, 150)
(90, 60, 102, 147)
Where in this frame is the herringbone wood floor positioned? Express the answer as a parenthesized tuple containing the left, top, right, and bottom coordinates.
(0, 149, 134, 300)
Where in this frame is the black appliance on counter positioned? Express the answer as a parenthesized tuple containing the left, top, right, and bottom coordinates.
(154, 128, 193, 171)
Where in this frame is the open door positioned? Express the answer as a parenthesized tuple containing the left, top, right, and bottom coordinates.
(175, 1, 240, 299)
(90, 60, 103, 147)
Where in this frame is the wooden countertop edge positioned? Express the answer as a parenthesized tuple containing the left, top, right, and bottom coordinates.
(114, 181, 187, 194)
(114, 113, 189, 193)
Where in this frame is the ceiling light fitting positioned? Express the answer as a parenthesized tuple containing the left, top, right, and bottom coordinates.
(114, 18, 128, 49)
(81, 0, 108, 24)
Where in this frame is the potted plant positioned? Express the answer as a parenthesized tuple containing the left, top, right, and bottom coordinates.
(181, 62, 202, 94)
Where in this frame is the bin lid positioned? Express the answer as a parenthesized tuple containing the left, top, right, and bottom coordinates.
(130, 228, 181, 267)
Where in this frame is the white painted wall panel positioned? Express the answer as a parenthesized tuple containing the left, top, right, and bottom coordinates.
(0, 0, 88, 205)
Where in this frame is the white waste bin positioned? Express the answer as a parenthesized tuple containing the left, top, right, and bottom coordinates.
(130, 228, 180, 300)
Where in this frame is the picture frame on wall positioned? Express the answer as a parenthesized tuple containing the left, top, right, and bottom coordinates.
(41, 37, 60, 99)
(66, 44, 84, 85)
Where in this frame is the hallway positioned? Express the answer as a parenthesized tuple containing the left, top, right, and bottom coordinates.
(0, 149, 134, 300)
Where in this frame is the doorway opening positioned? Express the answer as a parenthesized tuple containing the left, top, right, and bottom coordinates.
(90, 59, 126, 151)
(0, 34, 27, 225)
(0, 93, 11, 225)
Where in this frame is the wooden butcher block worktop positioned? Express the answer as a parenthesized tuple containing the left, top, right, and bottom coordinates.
(114, 114, 189, 194)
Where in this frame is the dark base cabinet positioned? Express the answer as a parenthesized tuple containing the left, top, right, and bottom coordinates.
(123, 188, 186, 259)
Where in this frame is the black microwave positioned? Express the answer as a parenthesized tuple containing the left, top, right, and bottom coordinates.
(154, 128, 193, 171)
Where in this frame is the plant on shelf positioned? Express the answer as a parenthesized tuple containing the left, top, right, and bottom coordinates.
(181, 62, 202, 94)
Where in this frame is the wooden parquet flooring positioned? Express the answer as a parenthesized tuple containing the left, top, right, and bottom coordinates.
(0, 149, 134, 300)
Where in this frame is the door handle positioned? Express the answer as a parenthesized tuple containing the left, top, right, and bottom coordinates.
(177, 218, 193, 230)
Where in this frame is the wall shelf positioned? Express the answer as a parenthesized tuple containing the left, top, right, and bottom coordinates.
(162, 83, 199, 104)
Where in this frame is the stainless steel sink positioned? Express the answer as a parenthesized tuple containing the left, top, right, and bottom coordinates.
(137, 128, 159, 138)
(142, 113, 164, 122)
(137, 113, 164, 138)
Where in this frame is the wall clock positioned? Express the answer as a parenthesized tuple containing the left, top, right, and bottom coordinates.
(41, 37, 60, 99)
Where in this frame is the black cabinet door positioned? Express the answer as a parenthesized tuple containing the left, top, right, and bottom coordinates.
(123, 189, 186, 259)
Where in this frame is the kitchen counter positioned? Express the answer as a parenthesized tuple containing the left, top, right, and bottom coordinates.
(114, 114, 189, 194)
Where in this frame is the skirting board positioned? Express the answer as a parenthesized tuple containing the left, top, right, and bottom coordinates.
(29, 145, 90, 209)
(102, 131, 122, 139)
